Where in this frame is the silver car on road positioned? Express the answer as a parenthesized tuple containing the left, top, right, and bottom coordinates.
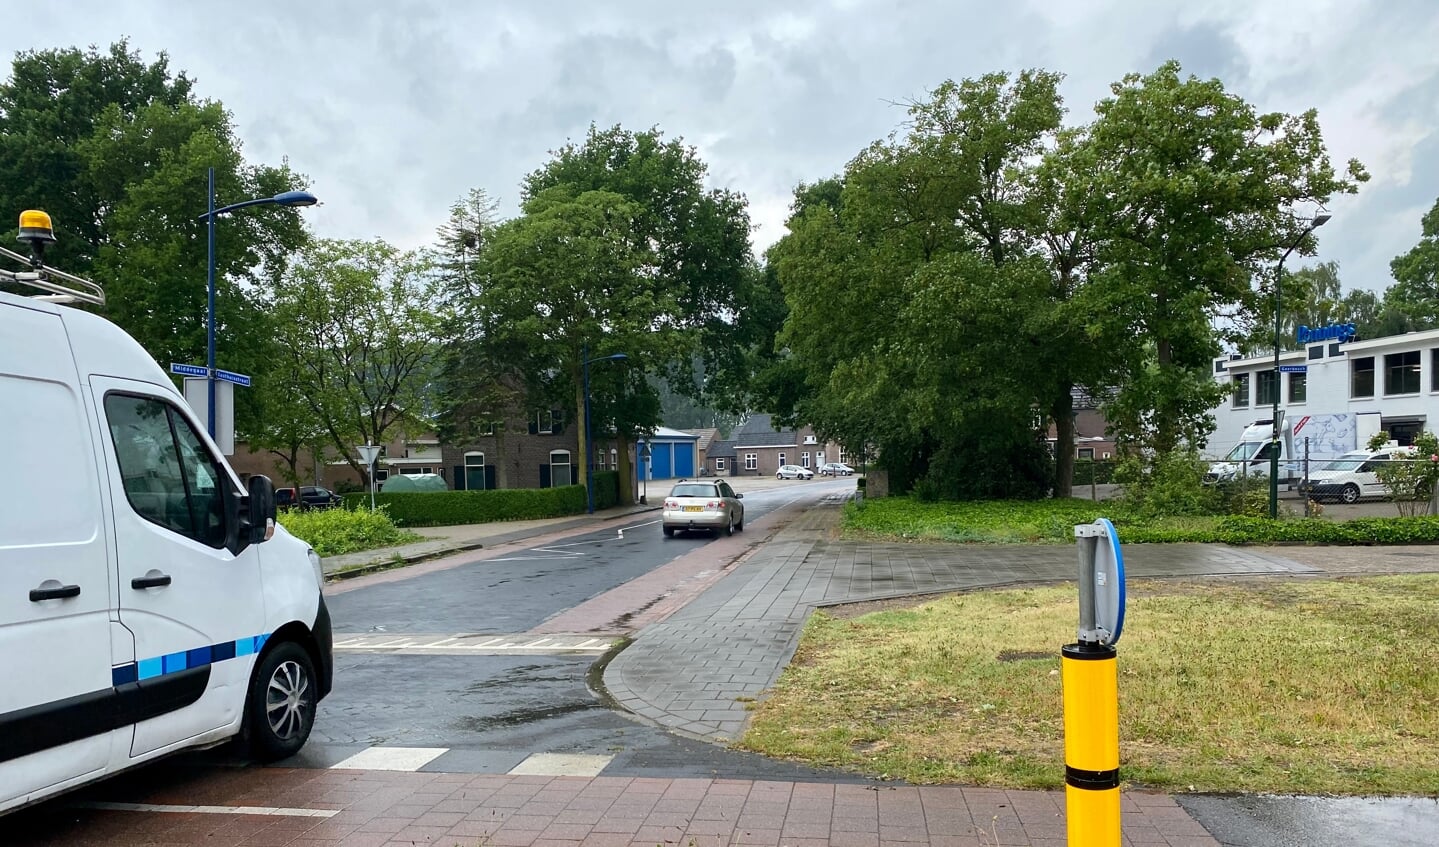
(662, 479, 745, 537)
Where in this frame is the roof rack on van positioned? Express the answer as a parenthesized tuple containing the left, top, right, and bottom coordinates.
(0, 210, 106, 306)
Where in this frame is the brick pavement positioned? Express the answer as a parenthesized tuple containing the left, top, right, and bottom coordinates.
(10, 765, 1218, 846)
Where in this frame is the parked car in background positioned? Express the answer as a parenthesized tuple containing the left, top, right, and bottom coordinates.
(818, 463, 854, 476)
(662, 479, 744, 537)
(276, 486, 343, 510)
(777, 465, 815, 480)
(1300, 447, 1419, 503)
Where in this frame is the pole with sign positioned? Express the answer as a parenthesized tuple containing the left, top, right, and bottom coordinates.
(357, 444, 381, 511)
(1064, 518, 1126, 847)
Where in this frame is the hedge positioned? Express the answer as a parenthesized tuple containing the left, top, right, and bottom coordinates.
(339, 471, 622, 527)
(1215, 515, 1439, 545)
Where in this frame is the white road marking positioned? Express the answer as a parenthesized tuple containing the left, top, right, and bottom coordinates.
(333, 632, 618, 654)
(508, 752, 613, 777)
(75, 801, 337, 818)
(329, 746, 448, 771)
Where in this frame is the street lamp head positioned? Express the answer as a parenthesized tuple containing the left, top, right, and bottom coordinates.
(606, 353, 629, 362)
(1311, 212, 1332, 228)
(272, 190, 319, 208)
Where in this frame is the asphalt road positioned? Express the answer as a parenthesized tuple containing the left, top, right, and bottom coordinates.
(297, 477, 870, 779)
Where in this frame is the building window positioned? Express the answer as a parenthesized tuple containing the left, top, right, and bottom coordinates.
(1309, 345, 1324, 360)
(745, 453, 757, 471)
(838, 449, 847, 464)
(716, 457, 727, 471)
(1433, 349, 1439, 391)
(464, 451, 485, 490)
(374, 468, 389, 482)
(1288, 372, 1307, 404)
(1329, 343, 1342, 357)
(1232, 373, 1250, 408)
(479, 421, 498, 437)
(609, 448, 618, 471)
(1256, 370, 1278, 406)
(549, 450, 572, 486)
(803, 435, 817, 444)
(801, 452, 810, 468)
(1352, 357, 1375, 398)
(1078, 448, 1095, 460)
(1385, 350, 1421, 395)
(777, 452, 786, 467)
(530, 410, 564, 435)
(816, 451, 825, 466)
(399, 466, 432, 475)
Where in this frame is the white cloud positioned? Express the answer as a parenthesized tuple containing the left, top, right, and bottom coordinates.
(2, 0, 1436, 292)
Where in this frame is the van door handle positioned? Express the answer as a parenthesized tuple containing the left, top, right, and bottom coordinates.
(131, 573, 173, 590)
(30, 583, 81, 601)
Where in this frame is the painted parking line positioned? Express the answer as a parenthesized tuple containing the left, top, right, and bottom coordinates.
(332, 632, 618, 655)
(74, 801, 337, 817)
(329, 746, 448, 771)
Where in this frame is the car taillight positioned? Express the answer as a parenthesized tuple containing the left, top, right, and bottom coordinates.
(708, 500, 721, 508)
(664, 499, 678, 509)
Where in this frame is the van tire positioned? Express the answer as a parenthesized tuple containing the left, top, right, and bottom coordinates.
(244, 641, 317, 762)
(1341, 483, 1361, 504)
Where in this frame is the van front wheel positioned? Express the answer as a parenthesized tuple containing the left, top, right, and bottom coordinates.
(245, 641, 317, 762)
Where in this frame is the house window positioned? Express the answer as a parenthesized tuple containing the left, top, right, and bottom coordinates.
(479, 421, 498, 436)
(1232, 373, 1250, 408)
(610, 448, 618, 471)
(400, 466, 432, 475)
(1351, 357, 1375, 398)
(1288, 372, 1307, 404)
(801, 452, 810, 468)
(745, 453, 757, 471)
(716, 457, 727, 471)
(549, 450, 572, 486)
(778, 452, 786, 467)
(374, 468, 389, 482)
(1385, 350, 1420, 395)
(465, 451, 485, 491)
(816, 452, 825, 466)
(838, 450, 846, 464)
(1078, 448, 1095, 460)
(530, 410, 564, 435)
(803, 435, 817, 444)
(1433, 349, 1439, 391)
(1256, 371, 1278, 406)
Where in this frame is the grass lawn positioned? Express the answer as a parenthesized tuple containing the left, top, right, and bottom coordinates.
(844, 495, 1439, 544)
(737, 575, 1439, 795)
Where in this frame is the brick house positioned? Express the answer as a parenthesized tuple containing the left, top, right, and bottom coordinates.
(703, 413, 846, 477)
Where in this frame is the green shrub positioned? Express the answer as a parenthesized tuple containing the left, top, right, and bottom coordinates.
(1115, 449, 1220, 518)
(340, 485, 588, 527)
(278, 505, 421, 557)
(1072, 459, 1116, 486)
(593, 471, 620, 510)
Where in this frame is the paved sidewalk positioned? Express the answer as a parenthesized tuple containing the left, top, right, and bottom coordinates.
(13, 765, 1216, 847)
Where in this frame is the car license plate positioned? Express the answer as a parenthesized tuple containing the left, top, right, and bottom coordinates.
(683, 506, 703, 512)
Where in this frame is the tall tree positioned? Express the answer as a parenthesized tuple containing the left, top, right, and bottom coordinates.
(269, 238, 449, 483)
(1076, 60, 1367, 454)
(1387, 196, 1439, 328)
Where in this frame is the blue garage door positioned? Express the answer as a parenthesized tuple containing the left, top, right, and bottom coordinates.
(650, 442, 673, 479)
(674, 442, 695, 478)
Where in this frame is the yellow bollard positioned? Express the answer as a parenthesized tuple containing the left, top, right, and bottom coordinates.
(1062, 641, 1120, 845)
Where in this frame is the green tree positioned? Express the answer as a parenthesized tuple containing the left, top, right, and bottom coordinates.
(1386, 196, 1439, 329)
(1076, 60, 1367, 454)
(0, 41, 310, 438)
(269, 239, 449, 483)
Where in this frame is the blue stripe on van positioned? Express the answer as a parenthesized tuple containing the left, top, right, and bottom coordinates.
(111, 633, 271, 687)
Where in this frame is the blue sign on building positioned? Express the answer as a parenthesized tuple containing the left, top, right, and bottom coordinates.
(1296, 322, 1356, 344)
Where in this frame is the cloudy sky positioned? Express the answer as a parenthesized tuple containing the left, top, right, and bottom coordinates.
(8, 0, 1438, 293)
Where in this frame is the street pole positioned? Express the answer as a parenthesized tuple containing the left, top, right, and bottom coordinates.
(206, 166, 217, 438)
(1269, 213, 1331, 519)
(584, 342, 594, 514)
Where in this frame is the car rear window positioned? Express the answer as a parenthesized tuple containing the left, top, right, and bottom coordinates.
(671, 484, 719, 497)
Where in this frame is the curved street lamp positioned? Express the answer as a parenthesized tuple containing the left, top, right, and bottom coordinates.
(1270, 211, 1332, 518)
(583, 344, 629, 513)
(195, 167, 318, 438)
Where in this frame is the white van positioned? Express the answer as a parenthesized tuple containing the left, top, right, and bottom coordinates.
(1, 212, 332, 815)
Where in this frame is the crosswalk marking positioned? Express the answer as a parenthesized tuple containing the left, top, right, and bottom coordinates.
(507, 752, 613, 777)
(75, 801, 337, 818)
(332, 632, 618, 655)
(329, 746, 448, 771)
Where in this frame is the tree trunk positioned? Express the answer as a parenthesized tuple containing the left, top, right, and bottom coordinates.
(1051, 387, 1075, 498)
(616, 436, 634, 506)
(1155, 337, 1178, 454)
(575, 377, 589, 490)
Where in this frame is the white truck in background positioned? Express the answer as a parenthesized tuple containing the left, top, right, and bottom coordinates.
(1206, 412, 1383, 486)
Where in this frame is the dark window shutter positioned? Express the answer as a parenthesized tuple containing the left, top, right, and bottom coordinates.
(452, 465, 464, 490)
(529, 414, 539, 435)
(551, 410, 564, 434)
(539, 464, 551, 488)
(484, 466, 497, 490)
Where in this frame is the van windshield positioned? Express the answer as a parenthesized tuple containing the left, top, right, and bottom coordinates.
(1224, 442, 1264, 461)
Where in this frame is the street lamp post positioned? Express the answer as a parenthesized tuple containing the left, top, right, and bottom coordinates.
(582, 344, 629, 514)
(1269, 211, 1332, 519)
(197, 167, 317, 437)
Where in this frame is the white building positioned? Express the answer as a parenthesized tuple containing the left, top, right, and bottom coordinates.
(1209, 325, 1439, 458)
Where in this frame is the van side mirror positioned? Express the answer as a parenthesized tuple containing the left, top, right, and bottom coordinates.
(246, 475, 277, 544)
